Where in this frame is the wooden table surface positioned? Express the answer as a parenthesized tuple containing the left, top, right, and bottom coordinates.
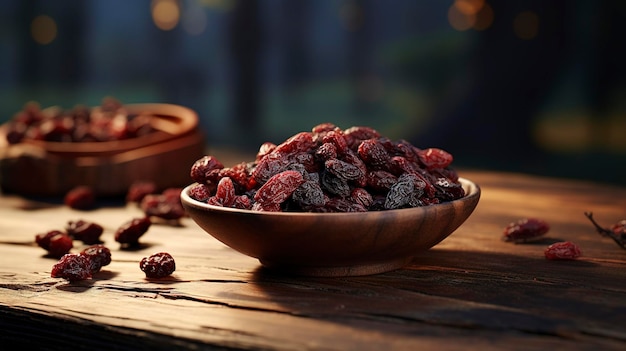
(1, 161, 625, 350)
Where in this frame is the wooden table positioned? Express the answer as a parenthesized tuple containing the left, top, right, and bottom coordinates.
(1, 165, 625, 350)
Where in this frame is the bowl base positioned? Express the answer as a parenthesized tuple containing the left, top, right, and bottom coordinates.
(258, 257, 413, 277)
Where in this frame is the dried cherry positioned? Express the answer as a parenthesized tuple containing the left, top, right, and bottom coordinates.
(5, 98, 156, 145)
(64, 186, 96, 210)
(126, 181, 157, 203)
(66, 220, 103, 244)
(188, 183, 213, 202)
(254, 171, 305, 210)
(140, 252, 176, 278)
(140, 193, 185, 221)
(80, 244, 112, 273)
(114, 217, 151, 246)
(503, 218, 550, 243)
(51, 253, 92, 281)
(35, 230, 73, 258)
(190, 155, 224, 184)
(544, 241, 582, 260)
(417, 148, 453, 170)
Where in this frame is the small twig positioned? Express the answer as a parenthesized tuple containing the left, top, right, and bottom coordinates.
(584, 212, 626, 250)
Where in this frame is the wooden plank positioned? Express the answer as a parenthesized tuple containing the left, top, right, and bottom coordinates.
(1, 169, 626, 350)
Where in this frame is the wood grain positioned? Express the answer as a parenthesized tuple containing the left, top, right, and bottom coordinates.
(1, 167, 625, 350)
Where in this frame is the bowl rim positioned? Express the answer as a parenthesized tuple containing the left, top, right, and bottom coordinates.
(0, 103, 199, 155)
(181, 177, 480, 217)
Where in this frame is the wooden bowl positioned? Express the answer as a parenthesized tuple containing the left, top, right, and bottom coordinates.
(181, 178, 481, 277)
(0, 103, 206, 197)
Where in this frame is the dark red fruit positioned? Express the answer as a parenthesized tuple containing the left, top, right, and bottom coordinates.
(80, 244, 112, 273)
(417, 148, 453, 170)
(64, 186, 96, 210)
(357, 139, 390, 168)
(190, 155, 224, 183)
(66, 220, 104, 244)
(503, 218, 550, 243)
(140, 193, 185, 221)
(140, 252, 176, 278)
(126, 181, 157, 203)
(51, 253, 92, 281)
(114, 217, 151, 245)
(35, 230, 73, 257)
(253, 170, 305, 210)
(544, 241, 582, 260)
(189, 124, 464, 213)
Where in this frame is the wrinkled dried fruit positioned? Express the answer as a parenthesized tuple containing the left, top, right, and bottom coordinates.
(114, 217, 151, 246)
(190, 155, 224, 184)
(51, 253, 92, 281)
(254, 170, 305, 209)
(80, 244, 112, 273)
(187, 123, 464, 212)
(503, 218, 550, 243)
(417, 148, 453, 170)
(66, 219, 104, 244)
(126, 181, 157, 203)
(5, 98, 156, 145)
(188, 183, 213, 202)
(140, 193, 185, 221)
(544, 241, 582, 260)
(36, 230, 73, 258)
(64, 186, 96, 210)
(140, 252, 176, 278)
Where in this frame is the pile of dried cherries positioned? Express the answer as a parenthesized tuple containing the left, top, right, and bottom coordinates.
(188, 123, 465, 213)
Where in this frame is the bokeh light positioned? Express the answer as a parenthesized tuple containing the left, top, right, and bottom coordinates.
(152, 0, 180, 31)
(448, 0, 492, 31)
(31, 15, 57, 45)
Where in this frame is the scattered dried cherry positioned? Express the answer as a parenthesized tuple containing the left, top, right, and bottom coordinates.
(126, 181, 157, 203)
(64, 186, 96, 210)
(114, 217, 151, 246)
(80, 244, 112, 273)
(66, 219, 103, 244)
(502, 218, 550, 243)
(35, 230, 73, 258)
(140, 193, 185, 221)
(140, 252, 176, 278)
(51, 253, 92, 281)
(544, 241, 582, 260)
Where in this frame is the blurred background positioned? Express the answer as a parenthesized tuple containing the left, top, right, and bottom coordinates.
(1, 0, 625, 185)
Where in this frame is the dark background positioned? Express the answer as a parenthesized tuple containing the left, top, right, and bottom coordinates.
(1, 0, 625, 185)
